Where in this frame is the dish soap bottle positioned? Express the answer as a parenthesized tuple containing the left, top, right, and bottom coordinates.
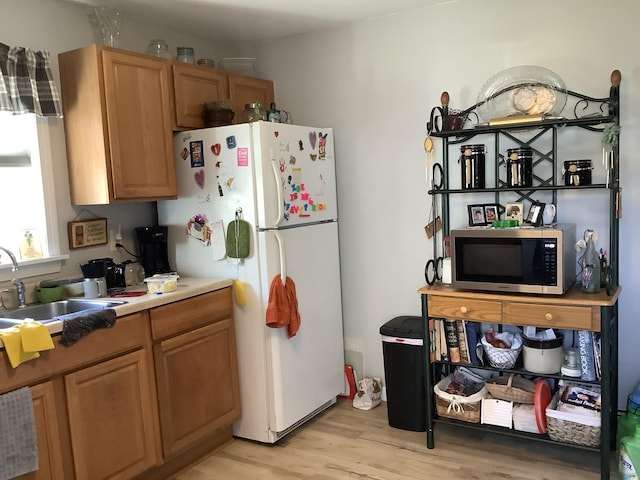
(620, 424, 640, 479)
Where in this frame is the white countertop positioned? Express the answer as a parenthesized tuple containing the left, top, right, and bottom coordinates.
(1, 277, 233, 348)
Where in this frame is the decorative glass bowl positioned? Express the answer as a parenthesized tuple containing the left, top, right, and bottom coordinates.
(476, 66, 568, 123)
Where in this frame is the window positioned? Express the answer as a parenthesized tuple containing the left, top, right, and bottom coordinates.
(0, 113, 65, 280)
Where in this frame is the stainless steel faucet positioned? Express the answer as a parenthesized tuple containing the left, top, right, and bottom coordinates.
(0, 246, 26, 309)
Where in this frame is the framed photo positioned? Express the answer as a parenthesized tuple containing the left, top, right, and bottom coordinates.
(525, 201, 545, 226)
(505, 202, 524, 224)
(483, 204, 503, 223)
(467, 204, 486, 226)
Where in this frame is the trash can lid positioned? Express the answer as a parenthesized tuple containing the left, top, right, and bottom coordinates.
(379, 315, 423, 339)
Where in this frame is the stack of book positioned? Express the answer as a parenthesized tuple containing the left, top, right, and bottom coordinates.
(429, 318, 481, 365)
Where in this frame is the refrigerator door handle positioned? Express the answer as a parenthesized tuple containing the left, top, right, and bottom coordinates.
(270, 157, 284, 228)
(271, 230, 287, 285)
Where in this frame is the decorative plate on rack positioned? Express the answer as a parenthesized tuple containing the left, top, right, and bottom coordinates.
(476, 65, 568, 123)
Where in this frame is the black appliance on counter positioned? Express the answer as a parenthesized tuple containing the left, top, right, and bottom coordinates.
(135, 226, 171, 276)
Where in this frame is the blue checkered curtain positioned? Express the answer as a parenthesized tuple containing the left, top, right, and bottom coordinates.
(0, 43, 62, 117)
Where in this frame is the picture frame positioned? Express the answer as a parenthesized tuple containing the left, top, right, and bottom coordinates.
(67, 218, 108, 249)
(483, 204, 504, 223)
(468, 204, 486, 226)
(505, 202, 524, 224)
(525, 201, 545, 226)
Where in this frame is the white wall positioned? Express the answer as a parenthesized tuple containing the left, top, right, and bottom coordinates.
(248, 0, 640, 408)
(2, 0, 232, 280)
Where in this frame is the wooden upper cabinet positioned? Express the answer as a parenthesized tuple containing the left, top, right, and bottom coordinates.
(172, 63, 229, 129)
(59, 45, 177, 204)
(228, 73, 275, 123)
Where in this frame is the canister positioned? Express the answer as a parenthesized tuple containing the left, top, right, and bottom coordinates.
(563, 160, 592, 186)
(506, 147, 533, 187)
(459, 144, 485, 189)
(522, 332, 564, 374)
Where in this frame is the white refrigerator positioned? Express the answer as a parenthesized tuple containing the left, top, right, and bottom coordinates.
(157, 121, 345, 443)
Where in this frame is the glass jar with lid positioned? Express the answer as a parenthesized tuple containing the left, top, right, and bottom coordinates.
(240, 103, 266, 123)
(146, 39, 171, 59)
(176, 46, 195, 64)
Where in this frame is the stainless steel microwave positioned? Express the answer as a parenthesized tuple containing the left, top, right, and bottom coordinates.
(450, 224, 576, 295)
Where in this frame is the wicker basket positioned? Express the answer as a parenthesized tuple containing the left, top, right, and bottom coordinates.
(485, 374, 535, 404)
(481, 334, 522, 369)
(545, 394, 601, 447)
(434, 376, 488, 424)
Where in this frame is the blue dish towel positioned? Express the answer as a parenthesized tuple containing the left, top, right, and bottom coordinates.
(0, 386, 38, 480)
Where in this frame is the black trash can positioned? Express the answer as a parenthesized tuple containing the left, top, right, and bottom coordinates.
(379, 315, 426, 432)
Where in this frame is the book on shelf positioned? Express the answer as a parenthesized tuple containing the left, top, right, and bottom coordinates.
(439, 318, 448, 361)
(577, 330, 596, 381)
(444, 319, 461, 363)
(456, 319, 471, 364)
(592, 332, 602, 380)
(428, 318, 436, 363)
(465, 321, 481, 366)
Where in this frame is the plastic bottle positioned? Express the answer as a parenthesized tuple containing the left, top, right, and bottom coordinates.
(620, 424, 640, 479)
(620, 392, 640, 450)
(580, 235, 601, 293)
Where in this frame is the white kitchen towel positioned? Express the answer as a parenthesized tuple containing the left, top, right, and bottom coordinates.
(0, 386, 38, 480)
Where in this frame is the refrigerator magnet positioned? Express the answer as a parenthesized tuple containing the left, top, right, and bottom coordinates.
(226, 135, 236, 149)
(309, 131, 317, 149)
(190, 141, 204, 167)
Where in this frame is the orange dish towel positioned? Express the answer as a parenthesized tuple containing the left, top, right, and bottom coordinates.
(265, 275, 300, 338)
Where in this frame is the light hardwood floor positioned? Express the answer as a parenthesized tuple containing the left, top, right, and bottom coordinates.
(173, 399, 611, 479)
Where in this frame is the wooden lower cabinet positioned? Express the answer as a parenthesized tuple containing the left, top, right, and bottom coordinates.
(16, 381, 65, 480)
(65, 350, 160, 480)
(154, 318, 241, 457)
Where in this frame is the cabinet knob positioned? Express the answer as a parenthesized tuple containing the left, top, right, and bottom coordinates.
(545, 313, 554, 321)
(460, 306, 468, 314)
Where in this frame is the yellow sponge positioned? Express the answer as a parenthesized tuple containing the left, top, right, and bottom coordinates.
(233, 279, 247, 306)
(19, 319, 55, 352)
(0, 327, 40, 368)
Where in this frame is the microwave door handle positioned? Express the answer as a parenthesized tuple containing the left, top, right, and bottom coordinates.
(270, 155, 284, 228)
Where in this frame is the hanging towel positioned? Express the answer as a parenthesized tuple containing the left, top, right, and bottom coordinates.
(0, 387, 38, 480)
(265, 275, 301, 338)
(59, 308, 117, 347)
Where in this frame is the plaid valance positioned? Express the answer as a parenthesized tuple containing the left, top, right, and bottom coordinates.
(0, 43, 63, 117)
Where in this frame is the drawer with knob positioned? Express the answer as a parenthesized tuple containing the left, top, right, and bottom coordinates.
(427, 296, 502, 322)
(503, 302, 598, 331)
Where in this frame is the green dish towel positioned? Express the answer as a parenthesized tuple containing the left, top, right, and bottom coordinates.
(226, 219, 250, 259)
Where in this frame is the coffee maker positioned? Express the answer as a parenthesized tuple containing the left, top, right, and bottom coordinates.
(135, 226, 171, 276)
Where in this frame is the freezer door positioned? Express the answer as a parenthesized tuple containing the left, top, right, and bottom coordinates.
(252, 122, 338, 229)
(257, 222, 344, 434)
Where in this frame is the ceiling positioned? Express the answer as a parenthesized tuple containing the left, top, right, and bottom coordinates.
(64, 0, 447, 45)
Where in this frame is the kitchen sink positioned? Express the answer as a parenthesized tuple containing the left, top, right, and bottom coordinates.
(0, 318, 22, 329)
(2, 299, 127, 322)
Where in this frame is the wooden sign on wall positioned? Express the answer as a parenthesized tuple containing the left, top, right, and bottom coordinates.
(68, 218, 108, 249)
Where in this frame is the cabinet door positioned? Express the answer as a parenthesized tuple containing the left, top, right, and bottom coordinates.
(16, 381, 65, 480)
(228, 73, 274, 123)
(65, 349, 159, 480)
(154, 318, 241, 457)
(102, 50, 177, 200)
(173, 63, 229, 129)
